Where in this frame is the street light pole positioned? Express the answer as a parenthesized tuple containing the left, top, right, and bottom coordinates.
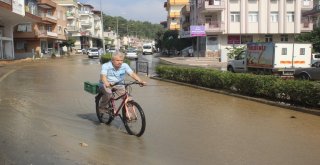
(116, 17, 119, 50)
(100, 0, 105, 52)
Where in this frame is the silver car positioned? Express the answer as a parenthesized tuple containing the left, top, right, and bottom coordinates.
(294, 61, 320, 80)
(126, 49, 138, 59)
(87, 48, 99, 58)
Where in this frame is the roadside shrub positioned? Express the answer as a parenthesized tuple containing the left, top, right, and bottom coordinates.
(155, 65, 320, 109)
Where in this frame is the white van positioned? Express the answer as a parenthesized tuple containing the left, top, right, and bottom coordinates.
(312, 53, 320, 64)
(142, 44, 153, 55)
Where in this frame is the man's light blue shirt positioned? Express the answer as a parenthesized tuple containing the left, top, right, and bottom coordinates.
(100, 61, 133, 85)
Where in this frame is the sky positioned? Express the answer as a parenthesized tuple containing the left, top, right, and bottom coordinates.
(79, 0, 167, 24)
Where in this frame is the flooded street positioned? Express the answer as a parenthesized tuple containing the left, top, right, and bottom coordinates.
(1, 55, 320, 165)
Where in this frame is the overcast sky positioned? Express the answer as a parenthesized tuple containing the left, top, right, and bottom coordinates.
(79, 0, 167, 24)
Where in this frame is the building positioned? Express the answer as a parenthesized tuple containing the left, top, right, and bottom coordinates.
(57, 0, 81, 52)
(186, 0, 314, 61)
(1, 0, 103, 59)
(164, 0, 189, 30)
(0, 0, 41, 59)
(13, 0, 68, 58)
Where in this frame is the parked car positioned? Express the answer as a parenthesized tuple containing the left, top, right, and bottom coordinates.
(87, 47, 99, 58)
(294, 61, 320, 80)
(107, 48, 116, 53)
(126, 49, 138, 59)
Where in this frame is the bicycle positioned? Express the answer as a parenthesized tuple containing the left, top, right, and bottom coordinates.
(95, 81, 146, 137)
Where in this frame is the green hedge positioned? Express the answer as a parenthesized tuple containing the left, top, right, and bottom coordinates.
(155, 65, 320, 108)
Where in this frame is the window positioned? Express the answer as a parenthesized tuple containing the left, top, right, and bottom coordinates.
(231, 12, 240, 22)
(241, 35, 253, 44)
(287, 12, 294, 22)
(47, 25, 52, 32)
(300, 48, 305, 55)
(17, 23, 32, 32)
(248, 12, 258, 22)
(47, 9, 53, 16)
(228, 35, 241, 44)
(282, 48, 287, 55)
(270, 12, 278, 22)
(16, 41, 25, 50)
(270, 0, 277, 3)
(265, 35, 273, 42)
(58, 26, 62, 34)
(248, 0, 257, 3)
(287, 0, 293, 3)
(280, 35, 288, 42)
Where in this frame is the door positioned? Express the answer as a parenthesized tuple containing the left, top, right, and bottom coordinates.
(293, 44, 312, 68)
(233, 51, 247, 72)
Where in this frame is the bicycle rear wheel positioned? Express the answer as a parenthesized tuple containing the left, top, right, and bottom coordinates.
(95, 93, 113, 124)
(122, 101, 146, 137)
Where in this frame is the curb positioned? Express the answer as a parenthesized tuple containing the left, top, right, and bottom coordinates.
(150, 76, 320, 116)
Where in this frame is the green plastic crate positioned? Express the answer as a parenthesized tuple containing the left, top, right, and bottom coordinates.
(84, 81, 100, 94)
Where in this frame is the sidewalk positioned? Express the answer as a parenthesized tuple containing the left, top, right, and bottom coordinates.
(159, 56, 227, 70)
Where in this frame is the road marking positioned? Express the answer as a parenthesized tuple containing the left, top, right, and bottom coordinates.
(0, 69, 16, 82)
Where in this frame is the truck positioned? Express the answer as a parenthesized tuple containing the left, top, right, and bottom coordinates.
(227, 42, 312, 77)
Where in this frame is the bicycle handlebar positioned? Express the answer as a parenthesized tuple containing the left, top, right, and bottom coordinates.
(112, 81, 145, 87)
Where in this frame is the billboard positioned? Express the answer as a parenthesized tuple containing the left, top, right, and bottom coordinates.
(190, 25, 206, 37)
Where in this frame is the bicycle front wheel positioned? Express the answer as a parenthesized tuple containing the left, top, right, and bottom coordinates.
(122, 101, 146, 137)
(95, 93, 113, 124)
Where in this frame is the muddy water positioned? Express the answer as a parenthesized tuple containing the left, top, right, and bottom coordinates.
(0, 56, 320, 165)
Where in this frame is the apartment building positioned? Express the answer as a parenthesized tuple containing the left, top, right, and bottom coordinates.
(185, 0, 314, 61)
(56, 0, 80, 51)
(164, 0, 189, 30)
(0, 0, 41, 59)
(303, 1, 320, 28)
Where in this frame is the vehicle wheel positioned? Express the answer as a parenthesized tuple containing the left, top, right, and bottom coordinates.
(122, 101, 146, 137)
(227, 66, 235, 73)
(299, 73, 311, 80)
(95, 93, 113, 124)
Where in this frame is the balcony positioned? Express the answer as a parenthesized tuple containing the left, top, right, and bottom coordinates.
(66, 11, 77, 19)
(168, 0, 188, 5)
(169, 24, 180, 30)
(37, 30, 58, 38)
(79, 10, 92, 15)
(200, 0, 225, 13)
(301, 21, 313, 32)
(0, 0, 11, 4)
(37, 0, 56, 9)
(169, 11, 180, 18)
(95, 25, 100, 30)
(301, 0, 314, 11)
(204, 21, 224, 34)
(80, 21, 92, 27)
(66, 26, 80, 32)
(40, 13, 57, 24)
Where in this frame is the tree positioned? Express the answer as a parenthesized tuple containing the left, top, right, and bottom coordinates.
(296, 27, 320, 52)
(61, 37, 76, 53)
(159, 30, 192, 52)
(225, 45, 246, 59)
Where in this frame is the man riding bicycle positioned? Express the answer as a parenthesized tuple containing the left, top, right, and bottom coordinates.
(99, 51, 146, 112)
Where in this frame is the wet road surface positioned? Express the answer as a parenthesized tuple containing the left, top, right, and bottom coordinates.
(1, 55, 320, 165)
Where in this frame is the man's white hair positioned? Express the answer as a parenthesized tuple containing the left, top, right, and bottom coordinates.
(111, 51, 124, 60)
